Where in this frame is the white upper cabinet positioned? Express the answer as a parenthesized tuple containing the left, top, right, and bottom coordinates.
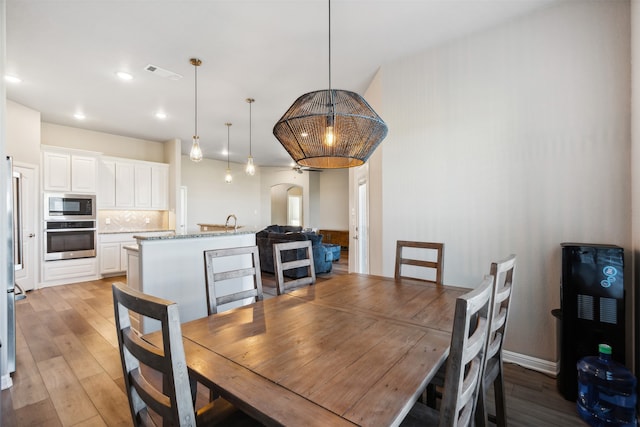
(43, 150, 70, 192)
(115, 162, 135, 208)
(43, 148, 98, 193)
(98, 156, 169, 210)
(71, 155, 97, 193)
(134, 164, 152, 208)
(151, 164, 169, 210)
(98, 159, 116, 208)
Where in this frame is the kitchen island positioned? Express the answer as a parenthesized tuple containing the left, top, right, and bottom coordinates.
(126, 229, 257, 332)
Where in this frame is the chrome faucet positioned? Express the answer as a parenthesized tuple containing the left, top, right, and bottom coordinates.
(225, 214, 237, 231)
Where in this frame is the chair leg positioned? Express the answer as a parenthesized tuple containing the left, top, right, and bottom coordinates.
(426, 383, 438, 408)
(493, 366, 507, 427)
(190, 378, 197, 405)
(474, 382, 488, 427)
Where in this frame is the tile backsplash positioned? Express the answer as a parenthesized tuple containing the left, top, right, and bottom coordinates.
(98, 210, 169, 232)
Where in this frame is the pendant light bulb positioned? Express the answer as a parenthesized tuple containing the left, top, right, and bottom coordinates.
(246, 98, 256, 176)
(245, 156, 255, 176)
(225, 122, 232, 183)
(190, 58, 203, 163)
(190, 136, 203, 162)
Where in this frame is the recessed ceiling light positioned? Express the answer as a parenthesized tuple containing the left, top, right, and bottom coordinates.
(74, 113, 86, 120)
(222, 149, 229, 156)
(155, 112, 167, 120)
(4, 75, 21, 84)
(116, 71, 133, 81)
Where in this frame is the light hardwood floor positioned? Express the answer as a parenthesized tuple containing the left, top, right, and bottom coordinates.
(1, 254, 582, 426)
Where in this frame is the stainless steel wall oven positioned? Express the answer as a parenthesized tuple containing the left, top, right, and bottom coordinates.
(44, 220, 96, 261)
(43, 193, 97, 261)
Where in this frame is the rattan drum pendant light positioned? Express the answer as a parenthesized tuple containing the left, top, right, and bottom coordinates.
(272, 0, 388, 168)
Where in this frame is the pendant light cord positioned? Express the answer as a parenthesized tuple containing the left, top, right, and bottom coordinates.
(249, 101, 252, 156)
(227, 124, 230, 169)
(194, 64, 198, 137)
(328, 0, 336, 123)
(328, 0, 332, 93)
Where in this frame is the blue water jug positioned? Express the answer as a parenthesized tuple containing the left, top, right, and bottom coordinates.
(577, 344, 637, 426)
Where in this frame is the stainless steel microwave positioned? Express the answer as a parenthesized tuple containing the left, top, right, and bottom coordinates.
(44, 193, 96, 221)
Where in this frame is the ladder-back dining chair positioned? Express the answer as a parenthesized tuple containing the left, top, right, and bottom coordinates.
(273, 240, 316, 295)
(401, 274, 494, 427)
(395, 241, 444, 284)
(475, 254, 517, 427)
(203, 245, 264, 315)
(112, 282, 243, 426)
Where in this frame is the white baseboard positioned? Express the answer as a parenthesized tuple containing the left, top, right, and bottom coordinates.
(503, 350, 558, 377)
(1, 374, 13, 390)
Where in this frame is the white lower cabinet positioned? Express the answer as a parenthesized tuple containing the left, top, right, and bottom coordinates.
(99, 233, 137, 275)
(42, 258, 99, 286)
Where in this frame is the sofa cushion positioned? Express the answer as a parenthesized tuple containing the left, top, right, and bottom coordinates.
(303, 232, 323, 245)
(256, 225, 332, 277)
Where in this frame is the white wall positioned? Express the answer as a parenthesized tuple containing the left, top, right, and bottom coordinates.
(6, 100, 40, 165)
(260, 167, 311, 229)
(632, 0, 640, 377)
(376, 0, 631, 363)
(181, 156, 262, 232)
(258, 167, 348, 230)
(318, 169, 349, 230)
(41, 122, 166, 162)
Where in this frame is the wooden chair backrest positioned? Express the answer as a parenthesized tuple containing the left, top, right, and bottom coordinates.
(112, 282, 195, 427)
(204, 245, 264, 315)
(486, 254, 516, 364)
(439, 275, 493, 427)
(273, 240, 316, 295)
(395, 241, 444, 284)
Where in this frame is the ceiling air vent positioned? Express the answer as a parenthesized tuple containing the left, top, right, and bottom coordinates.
(144, 64, 183, 81)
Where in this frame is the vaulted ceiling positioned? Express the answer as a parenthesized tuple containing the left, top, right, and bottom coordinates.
(6, 0, 559, 167)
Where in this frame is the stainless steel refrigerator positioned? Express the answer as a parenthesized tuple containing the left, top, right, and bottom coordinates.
(5, 156, 22, 374)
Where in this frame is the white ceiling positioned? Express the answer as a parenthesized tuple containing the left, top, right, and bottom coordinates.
(5, 0, 559, 167)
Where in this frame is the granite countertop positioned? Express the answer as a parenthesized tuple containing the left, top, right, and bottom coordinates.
(99, 229, 173, 235)
(134, 228, 256, 241)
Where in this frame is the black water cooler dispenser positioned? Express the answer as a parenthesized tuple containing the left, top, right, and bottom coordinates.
(556, 243, 625, 401)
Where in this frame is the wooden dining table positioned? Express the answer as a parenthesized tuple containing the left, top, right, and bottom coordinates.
(176, 274, 468, 426)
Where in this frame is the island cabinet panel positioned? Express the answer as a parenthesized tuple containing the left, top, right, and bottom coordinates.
(134, 232, 256, 333)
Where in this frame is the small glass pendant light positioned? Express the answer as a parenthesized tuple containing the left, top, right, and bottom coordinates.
(224, 123, 233, 183)
(245, 98, 256, 176)
(189, 58, 203, 162)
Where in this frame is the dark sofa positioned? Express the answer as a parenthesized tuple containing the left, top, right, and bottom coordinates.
(256, 225, 333, 278)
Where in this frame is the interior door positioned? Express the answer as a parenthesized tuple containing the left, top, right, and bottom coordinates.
(352, 163, 369, 275)
(13, 163, 37, 291)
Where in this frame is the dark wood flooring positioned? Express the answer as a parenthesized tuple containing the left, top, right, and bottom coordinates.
(1, 252, 582, 426)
